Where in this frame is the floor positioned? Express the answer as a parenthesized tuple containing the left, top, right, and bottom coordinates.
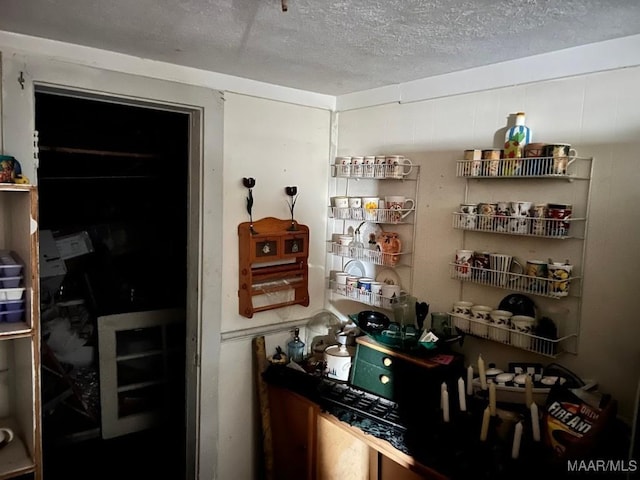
(43, 427, 185, 479)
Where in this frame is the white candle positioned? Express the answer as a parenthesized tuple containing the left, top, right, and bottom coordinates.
(442, 390, 450, 422)
(466, 365, 474, 396)
(478, 354, 487, 390)
(441, 381, 447, 408)
(458, 377, 467, 412)
(489, 382, 497, 416)
(512, 421, 523, 459)
(479, 406, 491, 441)
(531, 402, 541, 441)
(525, 374, 533, 407)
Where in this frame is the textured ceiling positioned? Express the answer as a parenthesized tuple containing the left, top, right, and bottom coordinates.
(1, 0, 640, 95)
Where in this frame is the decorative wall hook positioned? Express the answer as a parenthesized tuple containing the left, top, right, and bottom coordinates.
(285, 186, 298, 230)
(243, 177, 258, 234)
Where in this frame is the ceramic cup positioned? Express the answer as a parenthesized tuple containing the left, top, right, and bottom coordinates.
(385, 155, 413, 179)
(470, 305, 492, 337)
(331, 196, 350, 220)
(384, 195, 416, 223)
(489, 253, 523, 286)
(509, 201, 532, 234)
(334, 271, 348, 295)
(452, 301, 473, 332)
(511, 315, 536, 349)
(547, 203, 572, 237)
(472, 251, 491, 282)
(531, 203, 548, 236)
(489, 309, 513, 343)
(335, 156, 351, 177)
(477, 202, 497, 230)
(542, 144, 577, 175)
(363, 155, 376, 178)
(350, 156, 364, 177)
(463, 149, 483, 177)
(349, 196, 363, 220)
(362, 196, 380, 221)
(481, 149, 502, 176)
(495, 201, 512, 232)
(526, 259, 549, 294)
(454, 249, 474, 279)
(374, 156, 387, 179)
(548, 263, 573, 297)
(369, 281, 384, 306)
(459, 203, 478, 230)
(381, 284, 402, 308)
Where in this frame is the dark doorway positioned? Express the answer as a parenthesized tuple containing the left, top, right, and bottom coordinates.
(35, 91, 189, 479)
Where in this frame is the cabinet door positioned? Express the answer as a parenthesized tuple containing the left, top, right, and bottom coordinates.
(316, 414, 370, 480)
(269, 386, 316, 480)
(97, 308, 185, 439)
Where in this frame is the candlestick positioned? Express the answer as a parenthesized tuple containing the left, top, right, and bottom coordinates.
(441, 381, 447, 408)
(466, 365, 474, 396)
(531, 402, 540, 441)
(489, 382, 497, 416)
(512, 421, 523, 459)
(443, 390, 450, 422)
(458, 377, 467, 412)
(525, 374, 533, 407)
(480, 406, 491, 441)
(478, 354, 487, 390)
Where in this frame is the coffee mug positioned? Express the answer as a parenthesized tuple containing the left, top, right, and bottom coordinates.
(0, 427, 14, 449)
(374, 156, 387, 178)
(489, 310, 513, 343)
(385, 155, 413, 179)
(547, 203, 572, 237)
(489, 253, 523, 286)
(543, 144, 577, 175)
(362, 196, 380, 221)
(335, 156, 351, 177)
(511, 315, 536, 349)
(455, 249, 474, 279)
(384, 195, 416, 222)
(350, 156, 364, 177)
(548, 263, 573, 297)
(526, 260, 549, 293)
(363, 156, 376, 178)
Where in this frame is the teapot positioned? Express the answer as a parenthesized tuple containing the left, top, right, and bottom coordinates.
(375, 231, 401, 266)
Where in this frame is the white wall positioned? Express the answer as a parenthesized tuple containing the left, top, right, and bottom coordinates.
(335, 66, 640, 423)
(217, 93, 331, 480)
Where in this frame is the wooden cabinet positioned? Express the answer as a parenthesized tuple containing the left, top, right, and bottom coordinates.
(0, 185, 42, 480)
(238, 217, 309, 318)
(268, 385, 446, 480)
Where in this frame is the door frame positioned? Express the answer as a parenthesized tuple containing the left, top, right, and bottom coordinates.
(1, 52, 224, 480)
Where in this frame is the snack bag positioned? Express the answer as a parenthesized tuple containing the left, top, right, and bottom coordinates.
(542, 383, 616, 460)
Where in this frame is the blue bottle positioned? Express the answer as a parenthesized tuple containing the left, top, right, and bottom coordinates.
(287, 328, 305, 363)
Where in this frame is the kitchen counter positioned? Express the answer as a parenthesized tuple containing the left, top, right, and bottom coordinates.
(262, 337, 631, 480)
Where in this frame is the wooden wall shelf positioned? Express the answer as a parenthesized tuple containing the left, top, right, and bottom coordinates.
(238, 217, 310, 318)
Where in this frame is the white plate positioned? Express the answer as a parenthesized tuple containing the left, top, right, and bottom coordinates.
(357, 222, 383, 247)
(375, 268, 401, 287)
(344, 260, 366, 277)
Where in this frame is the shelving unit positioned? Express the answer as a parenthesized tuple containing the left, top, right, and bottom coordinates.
(451, 155, 593, 355)
(0, 185, 42, 480)
(238, 217, 310, 318)
(326, 159, 420, 311)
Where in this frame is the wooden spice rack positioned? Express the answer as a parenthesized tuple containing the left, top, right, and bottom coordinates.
(238, 217, 310, 318)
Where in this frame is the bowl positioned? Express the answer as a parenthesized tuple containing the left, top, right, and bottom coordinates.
(355, 310, 391, 334)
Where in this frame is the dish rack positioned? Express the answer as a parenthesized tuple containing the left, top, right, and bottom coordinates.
(449, 313, 576, 357)
(329, 241, 411, 267)
(329, 280, 407, 308)
(448, 263, 580, 298)
(455, 156, 591, 179)
(451, 212, 585, 239)
(328, 206, 415, 224)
